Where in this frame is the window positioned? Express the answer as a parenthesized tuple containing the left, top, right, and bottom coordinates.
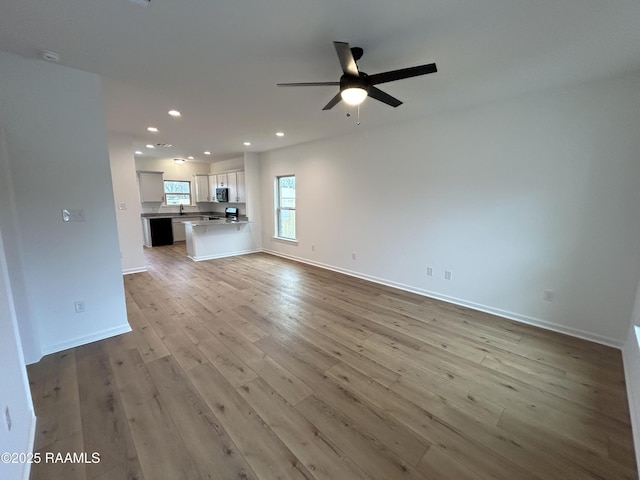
(164, 180, 191, 205)
(276, 175, 296, 240)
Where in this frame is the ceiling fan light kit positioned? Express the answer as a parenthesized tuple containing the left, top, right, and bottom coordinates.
(278, 41, 437, 111)
(341, 87, 368, 105)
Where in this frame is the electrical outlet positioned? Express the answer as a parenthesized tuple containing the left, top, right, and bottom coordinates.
(444, 270, 452, 280)
(543, 290, 553, 302)
(426, 267, 433, 276)
(118, 202, 127, 210)
(352, 252, 357, 260)
(5, 406, 12, 431)
(74, 301, 86, 313)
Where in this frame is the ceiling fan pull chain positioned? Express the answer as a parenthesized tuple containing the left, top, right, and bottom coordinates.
(357, 104, 361, 125)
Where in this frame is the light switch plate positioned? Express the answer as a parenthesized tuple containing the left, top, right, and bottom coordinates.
(5, 406, 12, 432)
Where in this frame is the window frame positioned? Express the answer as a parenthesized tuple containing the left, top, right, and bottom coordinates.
(163, 179, 192, 206)
(275, 175, 296, 241)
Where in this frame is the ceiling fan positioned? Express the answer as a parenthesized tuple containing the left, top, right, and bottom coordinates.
(277, 41, 437, 110)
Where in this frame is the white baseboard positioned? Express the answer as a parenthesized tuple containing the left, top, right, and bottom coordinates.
(39, 323, 132, 358)
(262, 248, 623, 349)
(423, 290, 622, 348)
(122, 267, 147, 275)
(188, 248, 261, 262)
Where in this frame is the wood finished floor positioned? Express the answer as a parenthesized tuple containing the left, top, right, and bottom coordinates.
(28, 244, 637, 480)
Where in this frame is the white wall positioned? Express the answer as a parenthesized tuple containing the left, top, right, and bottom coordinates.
(260, 70, 640, 346)
(244, 152, 263, 251)
(210, 157, 244, 173)
(0, 51, 130, 361)
(0, 128, 39, 363)
(0, 177, 35, 480)
(108, 133, 146, 274)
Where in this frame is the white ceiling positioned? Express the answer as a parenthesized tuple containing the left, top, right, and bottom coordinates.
(1, 0, 639, 162)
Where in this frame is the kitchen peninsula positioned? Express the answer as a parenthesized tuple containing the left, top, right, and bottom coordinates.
(141, 206, 257, 261)
(183, 216, 254, 261)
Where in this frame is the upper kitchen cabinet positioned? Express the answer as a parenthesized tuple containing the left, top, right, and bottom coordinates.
(226, 173, 237, 202)
(209, 170, 245, 203)
(236, 171, 246, 203)
(194, 174, 212, 202)
(137, 171, 164, 203)
(227, 171, 246, 203)
(215, 173, 228, 188)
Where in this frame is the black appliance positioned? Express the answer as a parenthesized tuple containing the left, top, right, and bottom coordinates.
(225, 207, 238, 220)
(149, 218, 173, 246)
(216, 187, 228, 202)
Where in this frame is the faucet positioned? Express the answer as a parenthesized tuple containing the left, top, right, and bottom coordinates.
(179, 204, 184, 215)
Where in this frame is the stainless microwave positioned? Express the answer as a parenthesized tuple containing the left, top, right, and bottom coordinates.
(215, 187, 228, 202)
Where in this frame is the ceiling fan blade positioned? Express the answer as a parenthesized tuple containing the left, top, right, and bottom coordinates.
(322, 92, 342, 110)
(334, 41, 359, 76)
(277, 82, 340, 87)
(367, 63, 437, 85)
(368, 87, 403, 108)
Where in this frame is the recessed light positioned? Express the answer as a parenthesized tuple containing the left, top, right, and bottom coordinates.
(168, 110, 181, 117)
(156, 143, 172, 148)
(174, 158, 186, 164)
(147, 127, 159, 133)
(187, 156, 194, 160)
(146, 144, 155, 149)
(135, 150, 143, 155)
(243, 142, 251, 146)
(204, 151, 211, 155)
(276, 132, 285, 137)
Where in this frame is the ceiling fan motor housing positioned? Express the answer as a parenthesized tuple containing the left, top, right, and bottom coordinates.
(340, 74, 369, 93)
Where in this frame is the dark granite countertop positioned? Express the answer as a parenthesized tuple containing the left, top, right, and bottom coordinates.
(142, 212, 249, 222)
(141, 211, 225, 219)
(182, 218, 250, 226)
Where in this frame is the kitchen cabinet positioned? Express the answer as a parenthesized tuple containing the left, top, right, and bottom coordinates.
(172, 216, 203, 242)
(215, 173, 228, 188)
(194, 174, 212, 202)
(141, 218, 151, 247)
(209, 170, 246, 203)
(211, 176, 219, 197)
(227, 171, 246, 203)
(138, 171, 164, 203)
(236, 171, 246, 203)
(226, 172, 237, 202)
